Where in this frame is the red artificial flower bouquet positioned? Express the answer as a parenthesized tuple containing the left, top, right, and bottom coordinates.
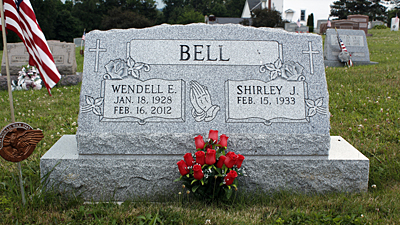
(175, 130, 245, 201)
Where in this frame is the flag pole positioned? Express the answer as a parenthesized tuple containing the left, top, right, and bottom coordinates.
(80, 28, 85, 55)
(0, 0, 26, 206)
(0, 0, 15, 123)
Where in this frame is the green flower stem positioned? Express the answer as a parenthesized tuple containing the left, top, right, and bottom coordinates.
(212, 176, 217, 200)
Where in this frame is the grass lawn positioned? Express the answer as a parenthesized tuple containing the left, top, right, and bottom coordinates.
(0, 29, 399, 224)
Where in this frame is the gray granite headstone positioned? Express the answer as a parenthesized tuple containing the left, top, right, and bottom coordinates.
(324, 29, 378, 67)
(77, 24, 329, 156)
(1, 42, 29, 75)
(370, 21, 384, 28)
(47, 40, 77, 75)
(284, 23, 309, 33)
(41, 24, 369, 200)
(74, 37, 85, 48)
(1, 40, 77, 75)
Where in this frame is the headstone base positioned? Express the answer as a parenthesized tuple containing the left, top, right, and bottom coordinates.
(40, 135, 369, 201)
(324, 60, 378, 67)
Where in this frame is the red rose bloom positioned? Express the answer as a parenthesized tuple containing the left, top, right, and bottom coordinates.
(195, 151, 205, 165)
(208, 130, 218, 143)
(194, 135, 205, 149)
(205, 148, 216, 165)
(236, 154, 245, 168)
(216, 155, 226, 168)
(224, 152, 237, 168)
(226, 151, 234, 158)
(218, 134, 229, 147)
(184, 153, 194, 167)
(177, 160, 189, 176)
(193, 164, 204, 180)
(224, 170, 238, 185)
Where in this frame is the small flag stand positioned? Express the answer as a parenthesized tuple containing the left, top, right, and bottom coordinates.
(0, 0, 26, 206)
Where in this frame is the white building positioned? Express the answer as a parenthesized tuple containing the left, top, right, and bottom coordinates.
(241, 0, 283, 18)
(241, 0, 334, 27)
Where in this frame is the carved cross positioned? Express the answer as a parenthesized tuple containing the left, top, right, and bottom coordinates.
(302, 41, 319, 75)
(89, 39, 106, 72)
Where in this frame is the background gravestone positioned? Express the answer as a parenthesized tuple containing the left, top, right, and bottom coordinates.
(370, 21, 384, 28)
(391, 17, 399, 31)
(348, 15, 369, 35)
(1, 42, 28, 75)
(47, 40, 77, 75)
(1, 41, 77, 76)
(284, 23, 309, 33)
(324, 29, 378, 67)
(41, 24, 369, 201)
(74, 37, 85, 48)
(331, 20, 359, 30)
(316, 20, 328, 34)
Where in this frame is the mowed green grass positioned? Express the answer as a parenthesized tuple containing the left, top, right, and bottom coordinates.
(0, 29, 399, 224)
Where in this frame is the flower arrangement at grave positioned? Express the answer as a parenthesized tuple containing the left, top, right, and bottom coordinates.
(12, 65, 42, 91)
(175, 130, 245, 201)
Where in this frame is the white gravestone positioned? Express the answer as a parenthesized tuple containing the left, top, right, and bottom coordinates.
(41, 24, 369, 201)
(391, 17, 399, 31)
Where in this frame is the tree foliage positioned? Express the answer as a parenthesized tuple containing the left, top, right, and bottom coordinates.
(330, 0, 387, 22)
(307, 13, 314, 32)
(251, 8, 283, 28)
(101, 7, 153, 29)
(162, 0, 245, 24)
(2, 0, 247, 46)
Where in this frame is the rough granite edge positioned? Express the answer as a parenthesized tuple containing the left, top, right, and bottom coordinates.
(76, 132, 331, 156)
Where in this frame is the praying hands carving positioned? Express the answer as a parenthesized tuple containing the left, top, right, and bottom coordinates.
(190, 81, 220, 122)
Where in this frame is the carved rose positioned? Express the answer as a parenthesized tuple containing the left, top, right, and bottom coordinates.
(104, 59, 126, 79)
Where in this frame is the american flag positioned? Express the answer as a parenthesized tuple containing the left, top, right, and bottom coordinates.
(327, 18, 331, 28)
(338, 37, 353, 67)
(396, 14, 399, 24)
(296, 19, 301, 28)
(1, 0, 61, 95)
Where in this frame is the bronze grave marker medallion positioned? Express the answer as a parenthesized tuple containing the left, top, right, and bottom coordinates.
(0, 122, 44, 162)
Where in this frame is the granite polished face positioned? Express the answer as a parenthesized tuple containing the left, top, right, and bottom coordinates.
(77, 24, 330, 156)
(41, 25, 369, 201)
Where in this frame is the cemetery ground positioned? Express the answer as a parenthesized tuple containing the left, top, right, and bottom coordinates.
(0, 28, 399, 224)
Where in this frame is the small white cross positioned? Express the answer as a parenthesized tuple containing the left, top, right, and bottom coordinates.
(89, 39, 106, 72)
(302, 41, 319, 75)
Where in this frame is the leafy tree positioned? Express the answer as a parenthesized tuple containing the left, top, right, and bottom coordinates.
(175, 8, 204, 24)
(225, 0, 246, 18)
(100, 7, 153, 29)
(71, 0, 104, 32)
(307, 13, 314, 32)
(369, 0, 388, 21)
(209, 1, 228, 17)
(55, 10, 83, 42)
(162, 0, 246, 23)
(240, 19, 250, 26)
(121, 0, 158, 22)
(31, 0, 64, 40)
(330, 0, 387, 22)
(251, 8, 283, 28)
